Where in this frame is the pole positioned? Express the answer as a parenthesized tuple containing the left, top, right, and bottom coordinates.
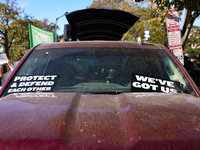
(130, 13, 146, 43)
(55, 12, 68, 42)
(139, 17, 146, 42)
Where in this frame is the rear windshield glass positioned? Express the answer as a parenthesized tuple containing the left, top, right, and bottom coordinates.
(3, 47, 196, 96)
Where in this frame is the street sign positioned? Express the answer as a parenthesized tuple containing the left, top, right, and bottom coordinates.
(166, 9, 184, 65)
(144, 30, 151, 41)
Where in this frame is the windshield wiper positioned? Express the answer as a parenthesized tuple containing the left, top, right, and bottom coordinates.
(85, 91, 126, 95)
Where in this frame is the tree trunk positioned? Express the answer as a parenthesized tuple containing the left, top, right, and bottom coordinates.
(181, 10, 200, 51)
(4, 30, 9, 59)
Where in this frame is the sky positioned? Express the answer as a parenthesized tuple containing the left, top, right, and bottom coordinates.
(15, 0, 95, 36)
(1, 0, 200, 38)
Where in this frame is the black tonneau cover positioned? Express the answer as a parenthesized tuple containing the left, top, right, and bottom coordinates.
(65, 8, 139, 41)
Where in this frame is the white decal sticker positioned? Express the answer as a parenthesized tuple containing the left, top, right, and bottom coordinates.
(6, 75, 58, 95)
(132, 74, 182, 93)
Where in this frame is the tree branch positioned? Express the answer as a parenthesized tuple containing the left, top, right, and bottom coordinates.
(0, 30, 5, 35)
(8, 31, 18, 49)
(181, 9, 192, 37)
(181, 10, 200, 50)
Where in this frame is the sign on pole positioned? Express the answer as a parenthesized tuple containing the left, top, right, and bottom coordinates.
(144, 30, 151, 41)
(166, 9, 184, 64)
(29, 24, 55, 48)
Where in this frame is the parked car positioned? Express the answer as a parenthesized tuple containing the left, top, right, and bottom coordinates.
(0, 8, 200, 150)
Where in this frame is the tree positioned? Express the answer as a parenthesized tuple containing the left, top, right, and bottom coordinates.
(0, 0, 57, 60)
(185, 26, 200, 56)
(0, 0, 21, 58)
(9, 17, 56, 60)
(8, 14, 33, 60)
(121, 3, 167, 46)
(88, 0, 125, 9)
(135, 0, 200, 51)
(88, 0, 167, 45)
